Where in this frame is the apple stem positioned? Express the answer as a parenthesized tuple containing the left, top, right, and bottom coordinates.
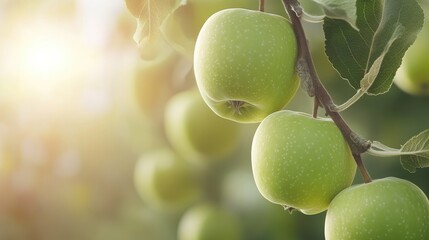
(313, 96, 319, 118)
(353, 154, 372, 183)
(282, 0, 373, 183)
(259, 0, 265, 12)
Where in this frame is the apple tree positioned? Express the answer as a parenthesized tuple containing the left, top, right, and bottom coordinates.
(124, 0, 429, 239)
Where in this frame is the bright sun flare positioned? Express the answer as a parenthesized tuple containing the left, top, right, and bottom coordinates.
(23, 36, 72, 79)
(2, 21, 86, 88)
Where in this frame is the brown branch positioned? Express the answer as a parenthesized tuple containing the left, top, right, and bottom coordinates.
(282, 0, 372, 183)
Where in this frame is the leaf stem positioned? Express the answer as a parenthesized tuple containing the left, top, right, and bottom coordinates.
(301, 11, 325, 23)
(282, 0, 372, 183)
(334, 89, 365, 112)
(368, 141, 427, 157)
(366, 148, 401, 157)
(371, 141, 400, 152)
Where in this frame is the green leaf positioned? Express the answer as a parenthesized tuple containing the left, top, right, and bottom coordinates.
(313, 0, 357, 29)
(324, 0, 424, 95)
(132, 0, 176, 60)
(400, 129, 429, 173)
(334, 24, 404, 112)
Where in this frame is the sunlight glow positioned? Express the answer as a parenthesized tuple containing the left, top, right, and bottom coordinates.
(0, 20, 94, 101)
(16, 25, 82, 84)
(23, 36, 73, 79)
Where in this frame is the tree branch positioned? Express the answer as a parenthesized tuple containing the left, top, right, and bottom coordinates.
(282, 0, 372, 183)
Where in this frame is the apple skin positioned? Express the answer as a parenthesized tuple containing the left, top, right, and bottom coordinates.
(134, 149, 199, 210)
(190, 0, 254, 35)
(177, 204, 242, 240)
(164, 89, 241, 164)
(161, 0, 257, 57)
(251, 110, 356, 215)
(194, 8, 299, 123)
(394, 20, 429, 96)
(325, 177, 429, 240)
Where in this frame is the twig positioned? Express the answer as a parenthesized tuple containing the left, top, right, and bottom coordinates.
(282, 0, 372, 183)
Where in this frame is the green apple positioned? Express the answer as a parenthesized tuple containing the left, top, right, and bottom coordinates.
(177, 204, 242, 240)
(251, 110, 356, 215)
(190, 0, 255, 35)
(325, 177, 429, 240)
(164, 88, 241, 164)
(134, 148, 199, 210)
(194, 9, 299, 123)
(394, 20, 429, 96)
(161, 0, 257, 57)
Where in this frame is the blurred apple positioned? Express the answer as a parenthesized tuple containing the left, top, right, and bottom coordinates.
(194, 9, 299, 123)
(325, 177, 429, 240)
(221, 168, 298, 240)
(134, 148, 200, 210)
(252, 110, 356, 215)
(394, 20, 429, 96)
(133, 49, 191, 120)
(124, 0, 143, 18)
(177, 204, 242, 240)
(164, 89, 241, 164)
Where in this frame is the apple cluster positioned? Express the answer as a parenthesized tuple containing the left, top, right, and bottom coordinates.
(127, 0, 429, 238)
(129, 2, 259, 239)
(193, 7, 429, 240)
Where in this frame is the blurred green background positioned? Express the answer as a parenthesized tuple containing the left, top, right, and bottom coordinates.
(0, 0, 427, 239)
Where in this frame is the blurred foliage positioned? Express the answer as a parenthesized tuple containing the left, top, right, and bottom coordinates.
(0, 0, 427, 240)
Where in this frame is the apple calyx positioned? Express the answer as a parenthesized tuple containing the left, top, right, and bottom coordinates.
(283, 205, 296, 214)
(227, 100, 251, 116)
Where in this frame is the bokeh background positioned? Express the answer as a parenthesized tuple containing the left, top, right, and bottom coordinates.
(0, 0, 427, 239)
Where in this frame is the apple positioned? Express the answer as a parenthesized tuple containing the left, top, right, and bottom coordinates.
(325, 177, 429, 240)
(177, 204, 242, 240)
(164, 89, 241, 164)
(190, 0, 255, 35)
(251, 110, 356, 215)
(134, 148, 199, 210)
(124, 0, 143, 18)
(161, 0, 257, 57)
(194, 9, 299, 123)
(394, 20, 429, 96)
